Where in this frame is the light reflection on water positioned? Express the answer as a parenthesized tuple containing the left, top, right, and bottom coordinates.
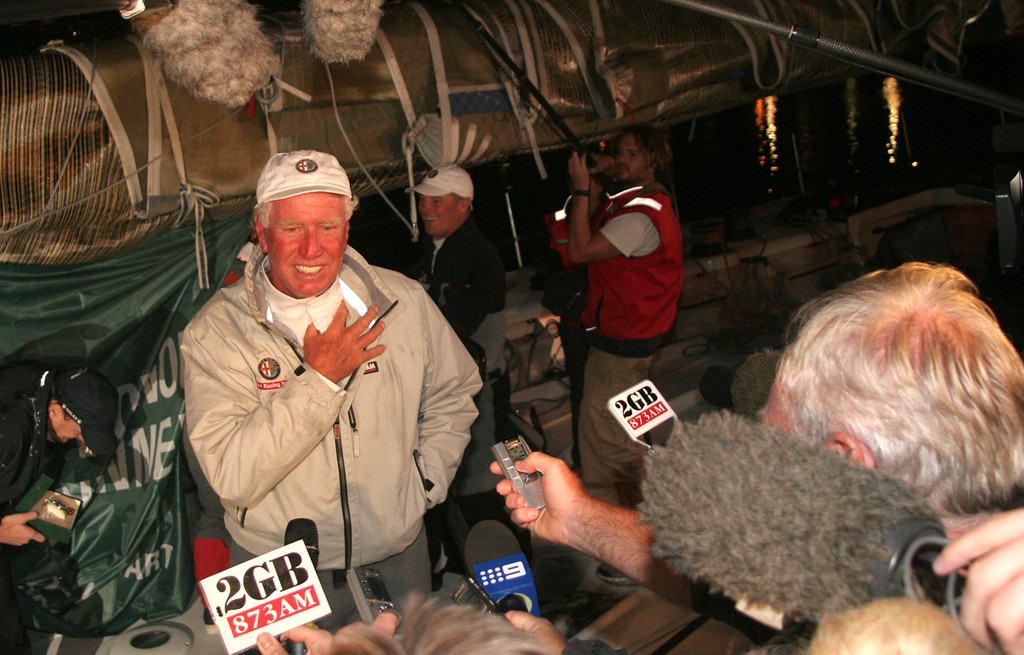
(884, 77, 902, 164)
(756, 78, 906, 184)
(755, 95, 780, 192)
(845, 79, 860, 169)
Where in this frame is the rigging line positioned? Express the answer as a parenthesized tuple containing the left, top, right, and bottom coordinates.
(322, 62, 416, 239)
(842, 0, 878, 52)
(0, 103, 247, 240)
(42, 40, 100, 218)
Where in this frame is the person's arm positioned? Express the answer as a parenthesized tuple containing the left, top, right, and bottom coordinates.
(566, 153, 621, 265)
(411, 290, 483, 503)
(933, 507, 1024, 655)
(256, 611, 400, 655)
(0, 511, 44, 546)
(491, 452, 692, 605)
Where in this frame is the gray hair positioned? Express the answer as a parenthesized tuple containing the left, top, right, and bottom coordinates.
(773, 262, 1024, 516)
(253, 193, 360, 227)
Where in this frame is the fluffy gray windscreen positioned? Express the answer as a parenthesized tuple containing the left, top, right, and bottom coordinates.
(640, 410, 941, 623)
(138, 0, 275, 107)
(302, 0, 384, 64)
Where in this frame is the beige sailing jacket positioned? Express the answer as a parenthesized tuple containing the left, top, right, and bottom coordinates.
(181, 247, 480, 569)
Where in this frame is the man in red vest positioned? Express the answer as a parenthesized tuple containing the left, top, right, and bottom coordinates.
(566, 125, 684, 509)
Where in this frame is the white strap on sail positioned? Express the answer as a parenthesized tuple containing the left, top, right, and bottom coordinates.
(40, 42, 145, 211)
(257, 79, 281, 157)
(729, 0, 786, 90)
(378, 28, 417, 128)
(467, 2, 547, 178)
(157, 76, 219, 288)
(130, 35, 219, 288)
(132, 36, 165, 211)
(378, 26, 422, 235)
(587, 0, 623, 120)
(408, 1, 457, 165)
(533, 0, 614, 119)
(256, 75, 314, 157)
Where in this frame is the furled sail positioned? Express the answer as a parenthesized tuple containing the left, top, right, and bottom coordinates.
(0, 0, 1000, 265)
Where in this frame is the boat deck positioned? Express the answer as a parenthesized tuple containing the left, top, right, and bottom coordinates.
(29, 211, 851, 655)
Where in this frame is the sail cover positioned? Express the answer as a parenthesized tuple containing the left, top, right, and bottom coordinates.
(0, 0, 1003, 265)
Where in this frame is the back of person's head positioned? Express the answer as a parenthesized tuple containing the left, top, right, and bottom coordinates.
(808, 598, 981, 655)
(327, 597, 559, 655)
(772, 262, 1024, 516)
(398, 597, 558, 655)
(615, 124, 673, 181)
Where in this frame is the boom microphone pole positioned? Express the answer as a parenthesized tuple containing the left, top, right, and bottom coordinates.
(658, 0, 1024, 117)
(451, 2, 588, 153)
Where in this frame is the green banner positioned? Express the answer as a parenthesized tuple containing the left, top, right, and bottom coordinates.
(0, 215, 252, 636)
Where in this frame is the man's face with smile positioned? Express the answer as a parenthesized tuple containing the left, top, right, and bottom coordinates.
(256, 192, 351, 298)
(418, 192, 471, 239)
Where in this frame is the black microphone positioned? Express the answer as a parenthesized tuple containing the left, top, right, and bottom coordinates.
(285, 518, 320, 569)
(641, 411, 949, 624)
(281, 519, 320, 655)
(464, 520, 539, 615)
(698, 364, 735, 409)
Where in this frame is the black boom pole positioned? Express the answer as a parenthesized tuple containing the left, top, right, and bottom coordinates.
(659, 0, 1024, 117)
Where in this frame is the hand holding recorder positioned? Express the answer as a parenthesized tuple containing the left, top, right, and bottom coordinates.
(489, 449, 593, 551)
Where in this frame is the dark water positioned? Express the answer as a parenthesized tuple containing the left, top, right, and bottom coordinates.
(352, 35, 1024, 279)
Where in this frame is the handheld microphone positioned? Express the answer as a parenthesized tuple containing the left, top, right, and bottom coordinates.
(198, 523, 331, 654)
(285, 519, 320, 569)
(464, 520, 540, 616)
(698, 364, 735, 409)
(697, 349, 780, 418)
(283, 519, 320, 655)
(641, 411, 951, 624)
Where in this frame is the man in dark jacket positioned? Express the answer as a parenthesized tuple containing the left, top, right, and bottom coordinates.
(0, 362, 118, 655)
(409, 165, 520, 578)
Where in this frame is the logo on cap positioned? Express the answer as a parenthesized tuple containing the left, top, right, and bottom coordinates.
(295, 159, 319, 174)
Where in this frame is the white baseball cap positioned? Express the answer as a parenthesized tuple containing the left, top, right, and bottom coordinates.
(256, 150, 352, 204)
(407, 165, 474, 200)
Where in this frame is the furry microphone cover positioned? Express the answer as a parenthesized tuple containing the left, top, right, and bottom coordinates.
(303, 0, 384, 64)
(731, 348, 780, 418)
(134, 0, 276, 107)
(640, 410, 942, 623)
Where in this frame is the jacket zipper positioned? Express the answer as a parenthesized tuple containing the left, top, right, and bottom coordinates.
(336, 412, 354, 571)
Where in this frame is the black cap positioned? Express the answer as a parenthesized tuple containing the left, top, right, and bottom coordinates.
(54, 368, 119, 457)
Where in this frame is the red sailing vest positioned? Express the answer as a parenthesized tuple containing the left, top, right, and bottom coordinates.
(582, 184, 684, 344)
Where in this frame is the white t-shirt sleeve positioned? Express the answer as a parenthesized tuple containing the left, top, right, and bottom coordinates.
(600, 211, 662, 257)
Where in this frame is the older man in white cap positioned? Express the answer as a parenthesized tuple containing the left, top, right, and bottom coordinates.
(407, 165, 517, 578)
(182, 151, 481, 628)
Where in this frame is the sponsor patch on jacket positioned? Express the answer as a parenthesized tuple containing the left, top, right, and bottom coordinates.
(363, 361, 379, 375)
(257, 357, 285, 390)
